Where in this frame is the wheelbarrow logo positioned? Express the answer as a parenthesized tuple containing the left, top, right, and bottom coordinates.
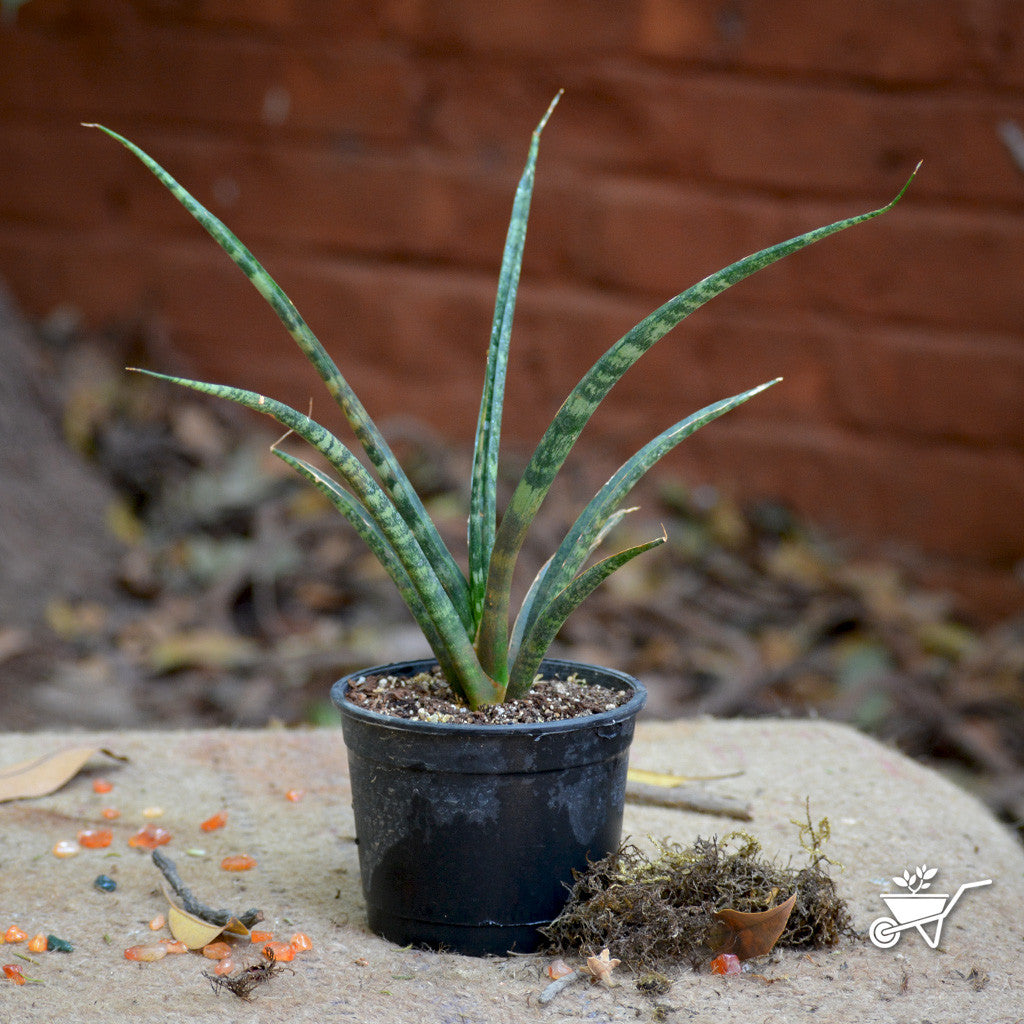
(869, 864, 991, 949)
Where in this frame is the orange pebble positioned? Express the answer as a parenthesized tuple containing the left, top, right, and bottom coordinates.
(214, 956, 237, 976)
(289, 932, 313, 953)
(128, 824, 172, 850)
(285, 789, 304, 803)
(101, 807, 121, 820)
(77, 828, 113, 849)
(262, 941, 295, 962)
(547, 958, 573, 979)
(4, 927, 26, 944)
(124, 944, 167, 962)
(149, 914, 166, 931)
(27, 934, 47, 953)
(220, 854, 256, 872)
(202, 941, 233, 960)
(249, 930, 273, 943)
(93, 778, 113, 794)
(159, 940, 188, 954)
(200, 810, 228, 832)
(3, 964, 26, 985)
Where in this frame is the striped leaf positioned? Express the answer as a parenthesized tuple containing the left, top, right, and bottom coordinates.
(130, 368, 502, 707)
(469, 93, 560, 630)
(509, 379, 779, 677)
(505, 534, 667, 698)
(508, 506, 635, 665)
(89, 123, 472, 633)
(269, 446, 457, 677)
(476, 168, 920, 678)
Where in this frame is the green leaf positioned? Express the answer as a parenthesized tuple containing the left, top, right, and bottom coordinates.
(88, 123, 472, 633)
(131, 368, 502, 707)
(476, 168, 920, 677)
(469, 93, 560, 632)
(270, 446, 454, 673)
(508, 506, 635, 666)
(513, 379, 779, 666)
(506, 534, 666, 698)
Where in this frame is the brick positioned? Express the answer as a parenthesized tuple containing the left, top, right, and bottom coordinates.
(573, 179, 1024, 335)
(0, 224, 149, 322)
(658, 421, 1024, 565)
(402, 0, 637, 57)
(828, 324, 1024, 447)
(0, 22, 416, 143)
(96, 129, 580, 277)
(425, 68, 1022, 207)
(585, 72, 1022, 206)
(639, 0, 1020, 85)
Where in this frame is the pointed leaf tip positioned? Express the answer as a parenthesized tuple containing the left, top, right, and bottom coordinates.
(532, 91, 563, 138)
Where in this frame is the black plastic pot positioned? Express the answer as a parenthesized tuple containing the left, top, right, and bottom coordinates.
(331, 658, 647, 957)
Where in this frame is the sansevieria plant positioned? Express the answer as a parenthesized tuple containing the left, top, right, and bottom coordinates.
(88, 97, 916, 710)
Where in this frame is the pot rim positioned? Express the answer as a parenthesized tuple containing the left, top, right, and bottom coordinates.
(331, 657, 647, 738)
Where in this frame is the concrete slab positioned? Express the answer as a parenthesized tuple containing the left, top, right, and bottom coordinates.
(1, 719, 1021, 1023)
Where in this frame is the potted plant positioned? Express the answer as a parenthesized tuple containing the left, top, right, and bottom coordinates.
(90, 96, 915, 955)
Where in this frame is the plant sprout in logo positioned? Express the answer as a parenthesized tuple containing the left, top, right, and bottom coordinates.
(891, 864, 938, 895)
(870, 866, 991, 949)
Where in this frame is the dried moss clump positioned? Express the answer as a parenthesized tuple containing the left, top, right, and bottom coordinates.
(541, 832, 852, 972)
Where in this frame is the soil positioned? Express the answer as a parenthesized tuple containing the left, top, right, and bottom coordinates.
(343, 668, 630, 723)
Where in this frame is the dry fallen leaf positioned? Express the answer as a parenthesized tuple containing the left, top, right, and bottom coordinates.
(584, 948, 621, 987)
(166, 902, 229, 950)
(627, 767, 742, 787)
(710, 893, 797, 961)
(0, 746, 127, 803)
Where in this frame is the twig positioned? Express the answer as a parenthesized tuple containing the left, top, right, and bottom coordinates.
(538, 970, 581, 1004)
(626, 780, 752, 820)
(152, 849, 263, 928)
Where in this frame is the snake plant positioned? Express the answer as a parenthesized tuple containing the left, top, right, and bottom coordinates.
(88, 97, 916, 709)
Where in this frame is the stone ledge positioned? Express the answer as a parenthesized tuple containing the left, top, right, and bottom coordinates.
(1, 719, 1020, 1023)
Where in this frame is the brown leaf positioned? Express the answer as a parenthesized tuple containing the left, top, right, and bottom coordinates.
(710, 893, 797, 960)
(0, 746, 126, 802)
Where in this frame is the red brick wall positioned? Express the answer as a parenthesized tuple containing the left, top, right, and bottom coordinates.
(2, 0, 1023, 617)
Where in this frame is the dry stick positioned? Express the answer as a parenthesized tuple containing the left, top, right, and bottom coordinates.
(626, 780, 753, 821)
(152, 849, 263, 928)
(538, 971, 581, 1004)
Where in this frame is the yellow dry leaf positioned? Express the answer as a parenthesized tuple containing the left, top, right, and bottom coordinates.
(0, 747, 126, 803)
(627, 767, 743, 788)
(166, 903, 227, 950)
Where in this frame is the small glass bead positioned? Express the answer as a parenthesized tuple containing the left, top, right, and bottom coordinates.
(94, 874, 117, 892)
(78, 828, 113, 849)
(200, 810, 228, 831)
(53, 840, 80, 858)
(220, 854, 257, 872)
(262, 941, 295, 962)
(124, 944, 167, 962)
(128, 824, 172, 850)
